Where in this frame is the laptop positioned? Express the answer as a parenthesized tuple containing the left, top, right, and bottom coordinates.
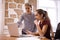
(7, 23, 21, 37)
(7, 23, 32, 37)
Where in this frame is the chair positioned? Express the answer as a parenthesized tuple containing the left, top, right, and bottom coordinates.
(54, 23, 60, 39)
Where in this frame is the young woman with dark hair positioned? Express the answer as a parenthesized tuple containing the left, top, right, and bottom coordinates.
(34, 9, 54, 40)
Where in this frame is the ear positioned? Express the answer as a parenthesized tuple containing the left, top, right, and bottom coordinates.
(41, 14, 43, 17)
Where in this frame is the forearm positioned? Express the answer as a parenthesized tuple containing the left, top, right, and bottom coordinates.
(36, 26, 44, 36)
(17, 21, 22, 27)
(17, 14, 24, 25)
(32, 32, 39, 35)
(33, 32, 39, 34)
(51, 32, 54, 40)
(17, 21, 22, 25)
(17, 17, 24, 27)
(50, 27, 54, 38)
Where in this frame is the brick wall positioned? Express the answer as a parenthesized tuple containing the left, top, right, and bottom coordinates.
(5, 0, 37, 25)
(4, 0, 25, 35)
(5, 0, 24, 25)
(4, 0, 37, 35)
(29, 0, 37, 12)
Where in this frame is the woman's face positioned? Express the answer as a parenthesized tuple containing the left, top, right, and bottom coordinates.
(35, 11, 43, 20)
(25, 6, 32, 13)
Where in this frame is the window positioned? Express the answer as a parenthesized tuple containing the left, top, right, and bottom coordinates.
(37, 0, 58, 32)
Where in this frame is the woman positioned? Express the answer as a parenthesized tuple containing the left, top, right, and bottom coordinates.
(17, 3, 36, 34)
(34, 9, 54, 40)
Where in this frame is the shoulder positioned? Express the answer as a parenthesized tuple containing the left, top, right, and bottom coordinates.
(43, 19, 50, 25)
(31, 12, 35, 16)
(21, 13, 26, 16)
(32, 12, 34, 15)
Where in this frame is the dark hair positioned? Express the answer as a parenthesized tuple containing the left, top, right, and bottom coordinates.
(36, 9, 50, 20)
(25, 3, 32, 8)
(44, 11, 50, 21)
(36, 9, 46, 17)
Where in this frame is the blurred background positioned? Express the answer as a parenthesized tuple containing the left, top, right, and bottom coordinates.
(0, 0, 60, 35)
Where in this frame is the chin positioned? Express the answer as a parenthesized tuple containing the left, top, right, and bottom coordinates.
(27, 12, 30, 13)
(37, 19, 39, 20)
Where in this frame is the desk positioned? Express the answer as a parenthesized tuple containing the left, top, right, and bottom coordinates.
(0, 35, 49, 40)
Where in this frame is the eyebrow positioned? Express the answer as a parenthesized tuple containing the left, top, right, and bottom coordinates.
(35, 14, 38, 16)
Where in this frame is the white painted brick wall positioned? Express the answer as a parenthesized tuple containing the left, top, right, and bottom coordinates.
(0, 0, 4, 35)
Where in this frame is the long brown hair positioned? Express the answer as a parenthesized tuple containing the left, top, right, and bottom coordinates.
(36, 9, 49, 21)
(36, 9, 53, 33)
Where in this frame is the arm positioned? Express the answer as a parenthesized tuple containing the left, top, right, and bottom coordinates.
(26, 25, 48, 36)
(17, 14, 24, 27)
(34, 20, 48, 36)
(36, 24, 48, 36)
(26, 30, 39, 36)
(32, 32, 39, 36)
(50, 26, 54, 40)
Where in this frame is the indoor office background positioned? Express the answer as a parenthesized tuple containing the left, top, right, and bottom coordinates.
(0, 0, 60, 35)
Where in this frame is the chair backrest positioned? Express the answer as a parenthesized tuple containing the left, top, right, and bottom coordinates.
(55, 23, 60, 39)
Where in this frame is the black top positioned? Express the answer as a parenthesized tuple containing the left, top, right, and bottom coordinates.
(39, 19, 51, 39)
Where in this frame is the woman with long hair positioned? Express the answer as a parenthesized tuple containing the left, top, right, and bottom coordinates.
(34, 9, 54, 40)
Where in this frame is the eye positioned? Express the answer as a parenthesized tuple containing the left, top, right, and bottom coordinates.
(35, 14, 38, 16)
(25, 8, 29, 9)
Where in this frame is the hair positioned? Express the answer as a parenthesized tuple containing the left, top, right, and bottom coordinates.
(36, 9, 53, 33)
(25, 3, 32, 8)
(44, 10, 53, 32)
(36, 9, 50, 21)
(44, 10, 50, 21)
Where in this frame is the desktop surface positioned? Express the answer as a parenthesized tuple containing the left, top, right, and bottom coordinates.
(0, 34, 50, 40)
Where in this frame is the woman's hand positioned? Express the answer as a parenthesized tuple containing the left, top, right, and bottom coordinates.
(34, 20, 40, 26)
(52, 38, 54, 40)
(26, 30, 33, 35)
